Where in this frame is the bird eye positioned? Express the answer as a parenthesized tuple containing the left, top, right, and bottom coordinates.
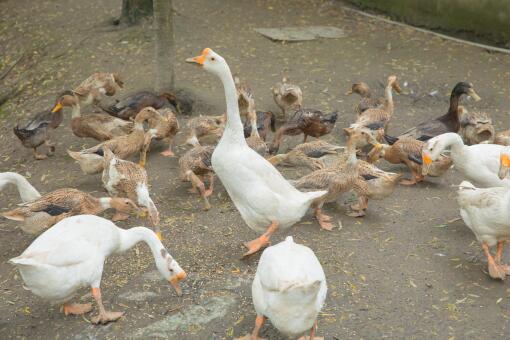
(211, 57, 215, 61)
(169, 268, 174, 272)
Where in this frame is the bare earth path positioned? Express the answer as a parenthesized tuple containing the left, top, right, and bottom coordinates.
(1, 0, 510, 338)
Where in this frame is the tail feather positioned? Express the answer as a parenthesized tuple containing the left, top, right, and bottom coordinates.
(2, 210, 26, 221)
(304, 190, 328, 204)
(458, 180, 476, 190)
(384, 134, 399, 145)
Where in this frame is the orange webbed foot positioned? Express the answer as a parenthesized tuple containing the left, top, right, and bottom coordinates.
(160, 150, 175, 157)
(63, 303, 92, 316)
(488, 261, 507, 280)
(91, 311, 124, 324)
(243, 236, 270, 257)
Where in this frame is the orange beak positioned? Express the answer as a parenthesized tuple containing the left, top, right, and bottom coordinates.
(501, 154, 510, 167)
(51, 102, 63, 113)
(169, 271, 187, 296)
(345, 89, 353, 95)
(422, 152, 433, 165)
(185, 48, 211, 65)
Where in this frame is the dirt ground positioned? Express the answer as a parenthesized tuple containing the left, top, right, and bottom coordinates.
(1, 0, 510, 339)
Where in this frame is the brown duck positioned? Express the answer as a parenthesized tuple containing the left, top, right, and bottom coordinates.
(179, 145, 215, 210)
(346, 82, 385, 116)
(101, 91, 180, 120)
(269, 108, 338, 154)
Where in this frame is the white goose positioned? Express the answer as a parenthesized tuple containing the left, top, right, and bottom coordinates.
(9, 215, 186, 324)
(0, 172, 41, 203)
(248, 236, 327, 339)
(186, 48, 327, 256)
(422, 132, 510, 187)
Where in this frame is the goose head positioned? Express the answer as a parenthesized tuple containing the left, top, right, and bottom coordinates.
(186, 48, 228, 76)
(422, 135, 450, 175)
(499, 148, 510, 180)
(156, 248, 187, 296)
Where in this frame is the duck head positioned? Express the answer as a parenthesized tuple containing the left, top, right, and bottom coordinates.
(421, 135, 449, 175)
(155, 248, 187, 296)
(346, 82, 371, 97)
(52, 90, 78, 112)
(186, 48, 228, 77)
(387, 75, 402, 94)
(452, 82, 481, 101)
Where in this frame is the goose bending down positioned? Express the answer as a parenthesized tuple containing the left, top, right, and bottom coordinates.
(0, 172, 41, 203)
(247, 236, 327, 339)
(186, 48, 327, 256)
(457, 179, 510, 280)
(422, 133, 510, 187)
(9, 215, 186, 324)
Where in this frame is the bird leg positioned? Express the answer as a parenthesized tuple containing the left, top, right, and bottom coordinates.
(188, 171, 211, 210)
(495, 241, 510, 274)
(33, 147, 47, 160)
(160, 137, 176, 157)
(303, 134, 308, 143)
(315, 208, 333, 230)
(482, 242, 506, 280)
(91, 287, 124, 324)
(45, 140, 56, 155)
(298, 320, 324, 340)
(243, 221, 278, 257)
(204, 173, 215, 197)
(251, 315, 266, 340)
(400, 166, 424, 185)
(63, 302, 92, 316)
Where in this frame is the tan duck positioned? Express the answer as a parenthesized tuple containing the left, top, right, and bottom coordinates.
(178, 145, 215, 210)
(53, 90, 134, 141)
(101, 91, 180, 120)
(272, 76, 303, 120)
(67, 107, 154, 174)
(73, 72, 123, 103)
(291, 137, 370, 229)
(331, 127, 401, 205)
(141, 107, 180, 162)
(2, 188, 138, 234)
(185, 114, 225, 146)
(269, 140, 344, 170)
(13, 105, 64, 160)
(351, 75, 401, 134)
(243, 110, 275, 141)
(235, 77, 255, 118)
(102, 148, 161, 238)
(346, 82, 385, 116)
(245, 111, 269, 156)
(368, 135, 453, 185)
(458, 107, 495, 145)
(269, 108, 338, 154)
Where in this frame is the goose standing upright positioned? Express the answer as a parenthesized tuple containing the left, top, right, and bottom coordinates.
(0, 172, 41, 203)
(9, 215, 186, 324)
(186, 48, 327, 256)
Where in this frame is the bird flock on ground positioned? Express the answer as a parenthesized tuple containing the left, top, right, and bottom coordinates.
(3, 47, 510, 338)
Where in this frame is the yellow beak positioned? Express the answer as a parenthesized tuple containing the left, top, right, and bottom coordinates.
(468, 89, 481, 101)
(51, 102, 63, 113)
(501, 154, 510, 167)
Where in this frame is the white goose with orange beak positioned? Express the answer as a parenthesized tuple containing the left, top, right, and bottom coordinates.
(9, 215, 186, 324)
(422, 132, 510, 187)
(186, 48, 327, 256)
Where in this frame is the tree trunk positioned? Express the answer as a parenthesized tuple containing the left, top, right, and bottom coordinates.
(119, 0, 153, 26)
(153, 0, 175, 91)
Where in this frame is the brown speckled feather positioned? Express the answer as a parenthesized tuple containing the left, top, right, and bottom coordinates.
(179, 145, 214, 179)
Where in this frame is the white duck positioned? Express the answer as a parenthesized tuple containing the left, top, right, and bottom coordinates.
(0, 172, 41, 203)
(246, 236, 327, 339)
(422, 132, 510, 187)
(9, 215, 186, 324)
(457, 179, 510, 280)
(186, 48, 327, 256)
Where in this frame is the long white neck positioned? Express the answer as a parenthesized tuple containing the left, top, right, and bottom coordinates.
(117, 226, 163, 259)
(0, 172, 41, 203)
(440, 133, 465, 155)
(218, 64, 245, 143)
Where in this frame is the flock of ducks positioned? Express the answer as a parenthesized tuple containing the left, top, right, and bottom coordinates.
(2, 48, 510, 338)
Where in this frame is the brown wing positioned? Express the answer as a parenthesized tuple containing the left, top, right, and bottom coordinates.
(22, 188, 95, 215)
